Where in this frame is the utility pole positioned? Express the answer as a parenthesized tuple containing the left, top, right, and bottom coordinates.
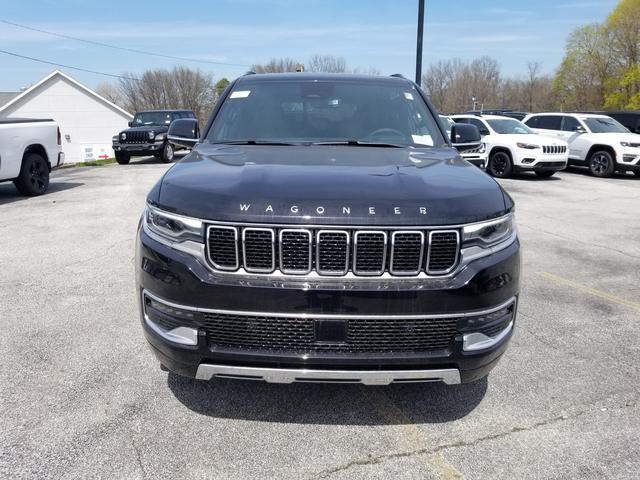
(415, 0, 425, 85)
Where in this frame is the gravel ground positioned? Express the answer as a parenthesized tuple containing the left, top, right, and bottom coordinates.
(1, 159, 638, 479)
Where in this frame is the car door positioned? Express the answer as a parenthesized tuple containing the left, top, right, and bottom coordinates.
(557, 116, 588, 159)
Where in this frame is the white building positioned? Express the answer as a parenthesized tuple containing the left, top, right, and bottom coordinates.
(0, 70, 132, 164)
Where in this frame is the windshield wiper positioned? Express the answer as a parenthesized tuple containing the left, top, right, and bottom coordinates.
(211, 140, 301, 146)
(312, 140, 408, 148)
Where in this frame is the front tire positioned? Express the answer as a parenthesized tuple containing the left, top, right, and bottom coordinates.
(535, 171, 556, 178)
(487, 151, 513, 178)
(160, 142, 175, 163)
(115, 152, 130, 165)
(14, 153, 49, 196)
(588, 150, 614, 178)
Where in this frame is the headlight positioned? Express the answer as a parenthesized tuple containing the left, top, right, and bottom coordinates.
(148, 131, 155, 140)
(144, 205, 204, 244)
(620, 141, 640, 148)
(516, 142, 539, 149)
(463, 214, 515, 248)
(121, 133, 126, 141)
(155, 133, 166, 141)
(112, 135, 119, 142)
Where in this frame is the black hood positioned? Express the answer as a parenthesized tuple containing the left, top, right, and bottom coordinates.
(121, 125, 169, 134)
(150, 144, 510, 226)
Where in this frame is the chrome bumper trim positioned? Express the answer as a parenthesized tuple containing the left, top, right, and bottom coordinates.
(463, 321, 514, 352)
(142, 289, 517, 321)
(195, 364, 461, 385)
(142, 295, 199, 346)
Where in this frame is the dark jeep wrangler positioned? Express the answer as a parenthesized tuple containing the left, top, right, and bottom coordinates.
(112, 109, 196, 164)
(136, 73, 520, 386)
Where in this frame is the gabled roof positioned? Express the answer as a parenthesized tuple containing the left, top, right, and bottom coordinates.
(0, 70, 133, 119)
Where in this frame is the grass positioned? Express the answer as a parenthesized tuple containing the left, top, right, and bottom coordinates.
(59, 158, 117, 169)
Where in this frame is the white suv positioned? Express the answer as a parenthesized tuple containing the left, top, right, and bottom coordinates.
(523, 113, 640, 178)
(451, 114, 568, 178)
(439, 115, 487, 169)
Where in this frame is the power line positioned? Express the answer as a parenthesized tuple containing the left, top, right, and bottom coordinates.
(0, 49, 140, 80)
(0, 19, 250, 68)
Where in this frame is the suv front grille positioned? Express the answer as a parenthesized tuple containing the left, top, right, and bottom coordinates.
(206, 225, 460, 277)
(542, 145, 567, 154)
(122, 131, 148, 144)
(202, 312, 458, 353)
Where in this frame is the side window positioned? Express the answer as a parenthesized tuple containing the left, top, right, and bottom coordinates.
(525, 116, 539, 128)
(469, 118, 490, 135)
(187, 112, 196, 119)
(453, 118, 468, 124)
(561, 116, 582, 132)
(536, 116, 562, 130)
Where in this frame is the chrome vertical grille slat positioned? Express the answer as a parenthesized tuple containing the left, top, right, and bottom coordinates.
(243, 228, 275, 273)
(205, 224, 461, 277)
(279, 229, 312, 274)
(427, 230, 460, 274)
(353, 231, 387, 276)
(390, 231, 424, 275)
(316, 230, 350, 275)
(207, 226, 239, 271)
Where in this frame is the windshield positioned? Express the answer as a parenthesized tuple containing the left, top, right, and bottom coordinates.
(207, 80, 446, 148)
(486, 118, 533, 135)
(132, 112, 172, 127)
(583, 117, 629, 134)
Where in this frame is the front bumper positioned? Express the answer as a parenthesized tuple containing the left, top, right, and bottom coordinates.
(513, 149, 568, 171)
(462, 152, 488, 169)
(619, 148, 640, 170)
(113, 140, 164, 155)
(136, 226, 520, 385)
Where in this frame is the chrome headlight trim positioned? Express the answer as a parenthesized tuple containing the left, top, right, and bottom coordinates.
(462, 213, 515, 248)
(143, 204, 204, 245)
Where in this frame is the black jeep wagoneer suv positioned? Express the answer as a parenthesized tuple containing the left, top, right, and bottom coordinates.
(136, 73, 520, 385)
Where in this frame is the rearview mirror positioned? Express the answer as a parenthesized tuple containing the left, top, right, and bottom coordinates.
(168, 118, 200, 149)
(128, 121, 133, 127)
(451, 124, 481, 151)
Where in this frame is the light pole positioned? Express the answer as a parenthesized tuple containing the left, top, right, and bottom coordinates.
(415, 0, 425, 85)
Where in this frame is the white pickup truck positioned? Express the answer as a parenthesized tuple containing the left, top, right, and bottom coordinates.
(0, 118, 64, 196)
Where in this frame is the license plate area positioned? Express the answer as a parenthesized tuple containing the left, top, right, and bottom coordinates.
(314, 319, 347, 344)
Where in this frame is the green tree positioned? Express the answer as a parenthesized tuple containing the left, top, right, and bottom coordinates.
(553, 24, 614, 110)
(214, 78, 230, 99)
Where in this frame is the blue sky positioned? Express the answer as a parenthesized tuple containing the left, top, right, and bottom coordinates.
(0, 0, 617, 91)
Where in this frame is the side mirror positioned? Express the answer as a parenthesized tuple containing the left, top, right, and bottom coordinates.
(451, 124, 481, 152)
(128, 121, 133, 127)
(168, 118, 200, 149)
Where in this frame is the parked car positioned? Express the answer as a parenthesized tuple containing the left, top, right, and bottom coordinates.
(112, 109, 196, 164)
(523, 113, 640, 177)
(452, 114, 568, 178)
(439, 115, 487, 168)
(136, 73, 521, 386)
(0, 118, 64, 196)
(605, 111, 640, 135)
(466, 110, 529, 121)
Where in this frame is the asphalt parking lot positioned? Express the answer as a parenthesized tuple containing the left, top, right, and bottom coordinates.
(1, 159, 639, 479)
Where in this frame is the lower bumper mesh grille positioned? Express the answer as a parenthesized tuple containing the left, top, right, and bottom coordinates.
(202, 312, 458, 353)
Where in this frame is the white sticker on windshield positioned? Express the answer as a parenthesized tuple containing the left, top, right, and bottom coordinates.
(404, 92, 414, 100)
(230, 90, 251, 99)
(412, 134, 433, 146)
